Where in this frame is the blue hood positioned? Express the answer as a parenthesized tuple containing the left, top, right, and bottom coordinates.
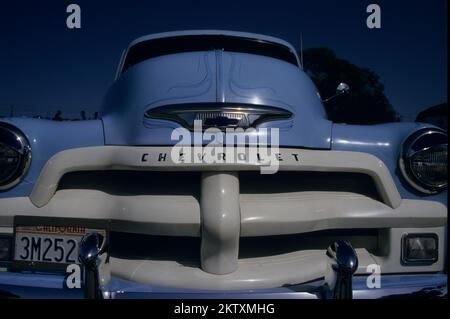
(101, 50, 332, 148)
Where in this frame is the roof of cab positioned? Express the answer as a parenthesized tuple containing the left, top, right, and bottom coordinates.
(128, 29, 299, 60)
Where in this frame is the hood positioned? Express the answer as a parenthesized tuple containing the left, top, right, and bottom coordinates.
(101, 50, 332, 149)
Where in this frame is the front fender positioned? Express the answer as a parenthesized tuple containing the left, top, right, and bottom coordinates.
(0, 118, 104, 198)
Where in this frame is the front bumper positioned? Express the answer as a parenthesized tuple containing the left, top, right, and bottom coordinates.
(0, 271, 446, 299)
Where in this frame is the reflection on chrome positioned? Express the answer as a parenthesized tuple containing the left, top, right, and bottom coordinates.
(335, 139, 390, 147)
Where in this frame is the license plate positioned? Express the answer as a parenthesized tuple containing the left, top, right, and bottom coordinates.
(12, 216, 109, 271)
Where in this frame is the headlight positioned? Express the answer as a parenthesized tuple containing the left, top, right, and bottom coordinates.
(0, 122, 32, 191)
(400, 128, 447, 194)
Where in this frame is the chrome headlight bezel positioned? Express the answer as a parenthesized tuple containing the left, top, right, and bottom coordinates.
(399, 128, 448, 194)
(0, 122, 32, 191)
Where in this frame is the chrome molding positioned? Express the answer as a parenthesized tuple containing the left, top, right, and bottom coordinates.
(324, 240, 358, 299)
(399, 128, 447, 194)
(145, 103, 293, 130)
(79, 232, 107, 299)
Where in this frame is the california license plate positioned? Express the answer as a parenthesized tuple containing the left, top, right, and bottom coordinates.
(12, 216, 109, 271)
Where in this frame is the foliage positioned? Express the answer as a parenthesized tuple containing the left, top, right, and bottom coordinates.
(302, 48, 399, 124)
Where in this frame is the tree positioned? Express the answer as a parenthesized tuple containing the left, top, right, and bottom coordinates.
(53, 110, 63, 121)
(302, 48, 399, 124)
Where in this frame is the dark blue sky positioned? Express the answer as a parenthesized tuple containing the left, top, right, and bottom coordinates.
(0, 0, 447, 120)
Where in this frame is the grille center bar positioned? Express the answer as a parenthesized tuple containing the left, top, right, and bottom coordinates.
(200, 172, 240, 274)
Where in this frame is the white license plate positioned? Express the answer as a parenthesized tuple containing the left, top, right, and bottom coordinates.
(14, 226, 105, 265)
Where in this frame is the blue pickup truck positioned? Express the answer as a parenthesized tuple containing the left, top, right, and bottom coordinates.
(0, 30, 447, 299)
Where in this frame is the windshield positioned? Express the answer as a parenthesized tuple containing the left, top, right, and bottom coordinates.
(121, 34, 299, 74)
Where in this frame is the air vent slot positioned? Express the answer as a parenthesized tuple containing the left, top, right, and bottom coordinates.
(239, 229, 381, 259)
(239, 171, 383, 203)
(57, 171, 201, 198)
(108, 229, 381, 263)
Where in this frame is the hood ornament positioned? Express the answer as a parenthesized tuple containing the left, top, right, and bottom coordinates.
(145, 103, 293, 130)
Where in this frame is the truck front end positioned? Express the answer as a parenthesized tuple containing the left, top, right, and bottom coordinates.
(0, 31, 447, 299)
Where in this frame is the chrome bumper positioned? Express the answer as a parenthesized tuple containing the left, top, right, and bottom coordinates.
(0, 271, 446, 299)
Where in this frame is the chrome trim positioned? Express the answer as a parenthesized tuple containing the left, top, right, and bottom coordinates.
(79, 232, 106, 299)
(145, 103, 293, 130)
(322, 82, 350, 103)
(324, 240, 358, 299)
(101, 273, 448, 299)
(0, 123, 32, 191)
(399, 128, 447, 194)
(0, 272, 447, 299)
